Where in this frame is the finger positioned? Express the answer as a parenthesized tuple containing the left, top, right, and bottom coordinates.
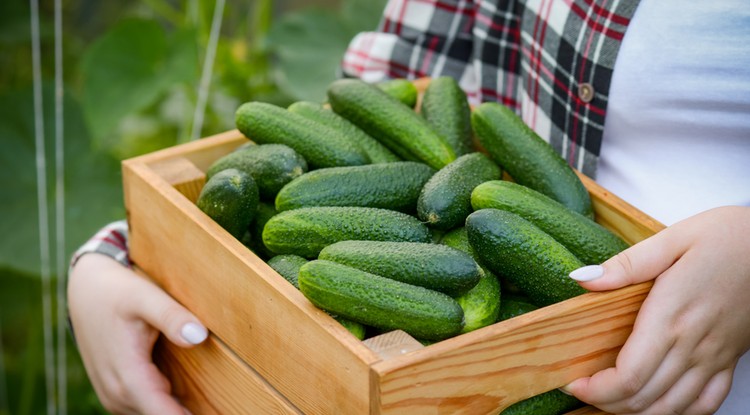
(683, 368, 734, 415)
(128, 276, 208, 347)
(125, 360, 190, 415)
(569, 227, 686, 292)
(639, 367, 715, 415)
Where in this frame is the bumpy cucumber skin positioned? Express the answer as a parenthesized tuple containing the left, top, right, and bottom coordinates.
(497, 296, 539, 322)
(299, 260, 465, 341)
(245, 202, 277, 260)
(472, 180, 629, 264)
(262, 206, 431, 258)
(377, 78, 418, 108)
(500, 389, 583, 415)
(466, 209, 587, 307)
(471, 102, 593, 218)
(439, 227, 502, 333)
(275, 162, 435, 213)
(288, 101, 400, 164)
(267, 254, 366, 340)
(327, 79, 456, 170)
(235, 101, 370, 169)
(318, 241, 481, 297)
(267, 254, 309, 289)
(196, 168, 259, 240)
(206, 143, 308, 200)
(417, 152, 502, 230)
(421, 76, 474, 157)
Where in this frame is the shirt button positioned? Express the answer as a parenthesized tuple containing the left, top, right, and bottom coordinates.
(578, 82, 594, 103)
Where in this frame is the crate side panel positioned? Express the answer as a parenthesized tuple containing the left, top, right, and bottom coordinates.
(123, 160, 375, 414)
(154, 335, 302, 414)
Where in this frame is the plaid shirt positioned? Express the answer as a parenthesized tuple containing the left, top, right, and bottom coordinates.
(342, 0, 640, 177)
(72, 0, 640, 269)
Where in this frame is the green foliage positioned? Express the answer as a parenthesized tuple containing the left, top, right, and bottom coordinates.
(1, 0, 389, 412)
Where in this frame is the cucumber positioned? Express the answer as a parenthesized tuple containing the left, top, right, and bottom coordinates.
(245, 202, 278, 260)
(206, 143, 308, 200)
(235, 101, 370, 169)
(472, 180, 629, 264)
(267, 254, 366, 340)
(288, 101, 400, 164)
(497, 295, 539, 322)
(196, 168, 259, 240)
(275, 162, 435, 213)
(377, 78, 418, 108)
(327, 78, 456, 170)
(466, 209, 587, 307)
(417, 152, 502, 230)
(471, 102, 593, 218)
(318, 241, 481, 297)
(439, 227, 502, 333)
(298, 260, 465, 341)
(267, 254, 309, 288)
(262, 206, 431, 258)
(500, 389, 583, 415)
(421, 76, 473, 156)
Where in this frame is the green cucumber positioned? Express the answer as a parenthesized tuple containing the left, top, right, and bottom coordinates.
(421, 76, 473, 156)
(471, 102, 593, 218)
(275, 162, 435, 213)
(288, 101, 400, 164)
(245, 202, 278, 260)
(318, 241, 481, 297)
(206, 143, 308, 200)
(196, 168, 259, 240)
(500, 389, 583, 415)
(235, 101, 370, 169)
(298, 260, 464, 341)
(267, 255, 366, 340)
(472, 180, 629, 264)
(466, 209, 587, 307)
(497, 295, 539, 322)
(439, 227, 502, 332)
(327, 78, 456, 169)
(261, 206, 431, 258)
(377, 78, 418, 108)
(417, 152, 502, 230)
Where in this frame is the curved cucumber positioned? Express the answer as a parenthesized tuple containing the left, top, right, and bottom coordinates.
(235, 101, 369, 169)
(421, 76, 473, 156)
(299, 260, 465, 341)
(472, 180, 629, 264)
(327, 79, 456, 170)
(377, 78, 418, 108)
(417, 152, 502, 230)
(466, 209, 587, 307)
(318, 241, 481, 297)
(262, 206, 431, 258)
(275, 162, 435, 213)
(196, 168, 259, 240)
(471, 102, 593, 218)
(288, 101, 400, 164)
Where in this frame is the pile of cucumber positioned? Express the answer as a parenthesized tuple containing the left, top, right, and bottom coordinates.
(196, 76, 630, 413)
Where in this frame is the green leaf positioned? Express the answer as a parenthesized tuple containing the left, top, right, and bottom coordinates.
(0, 85, 124, 277)
(80, 19, 198, 149)
(267, 9, 354, 102)
(341, 0, 388, 34)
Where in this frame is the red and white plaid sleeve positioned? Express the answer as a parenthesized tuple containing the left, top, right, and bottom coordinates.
(70, 220, 131, 269)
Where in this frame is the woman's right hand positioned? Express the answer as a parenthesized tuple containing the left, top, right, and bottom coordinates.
(67, 253, 208, 414)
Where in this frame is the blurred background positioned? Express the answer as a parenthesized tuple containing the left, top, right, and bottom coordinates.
(0, 0, 386, 412)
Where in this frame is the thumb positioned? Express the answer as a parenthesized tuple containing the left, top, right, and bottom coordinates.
(568, 227, 685, 291)
(131, 276, 208, 347)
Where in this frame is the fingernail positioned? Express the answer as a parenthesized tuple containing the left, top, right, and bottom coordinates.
(558, 385, 574, 396)
(181, 322, 208, 345)
(569, 264, 604, 282)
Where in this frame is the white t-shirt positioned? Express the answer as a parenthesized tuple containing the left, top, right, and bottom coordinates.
(598, 1, 750, 413)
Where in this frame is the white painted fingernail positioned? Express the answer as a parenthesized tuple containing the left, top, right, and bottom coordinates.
(181, 322, 208, 345)
(558, 386, 573, 396)
(569, 265, 604, 282)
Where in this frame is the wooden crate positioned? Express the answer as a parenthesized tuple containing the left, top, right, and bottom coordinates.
(123, 129, 664, 414)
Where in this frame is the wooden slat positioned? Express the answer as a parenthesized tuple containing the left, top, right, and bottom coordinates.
(155, 335, 302, 415)
(123, 151, 380, 414)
